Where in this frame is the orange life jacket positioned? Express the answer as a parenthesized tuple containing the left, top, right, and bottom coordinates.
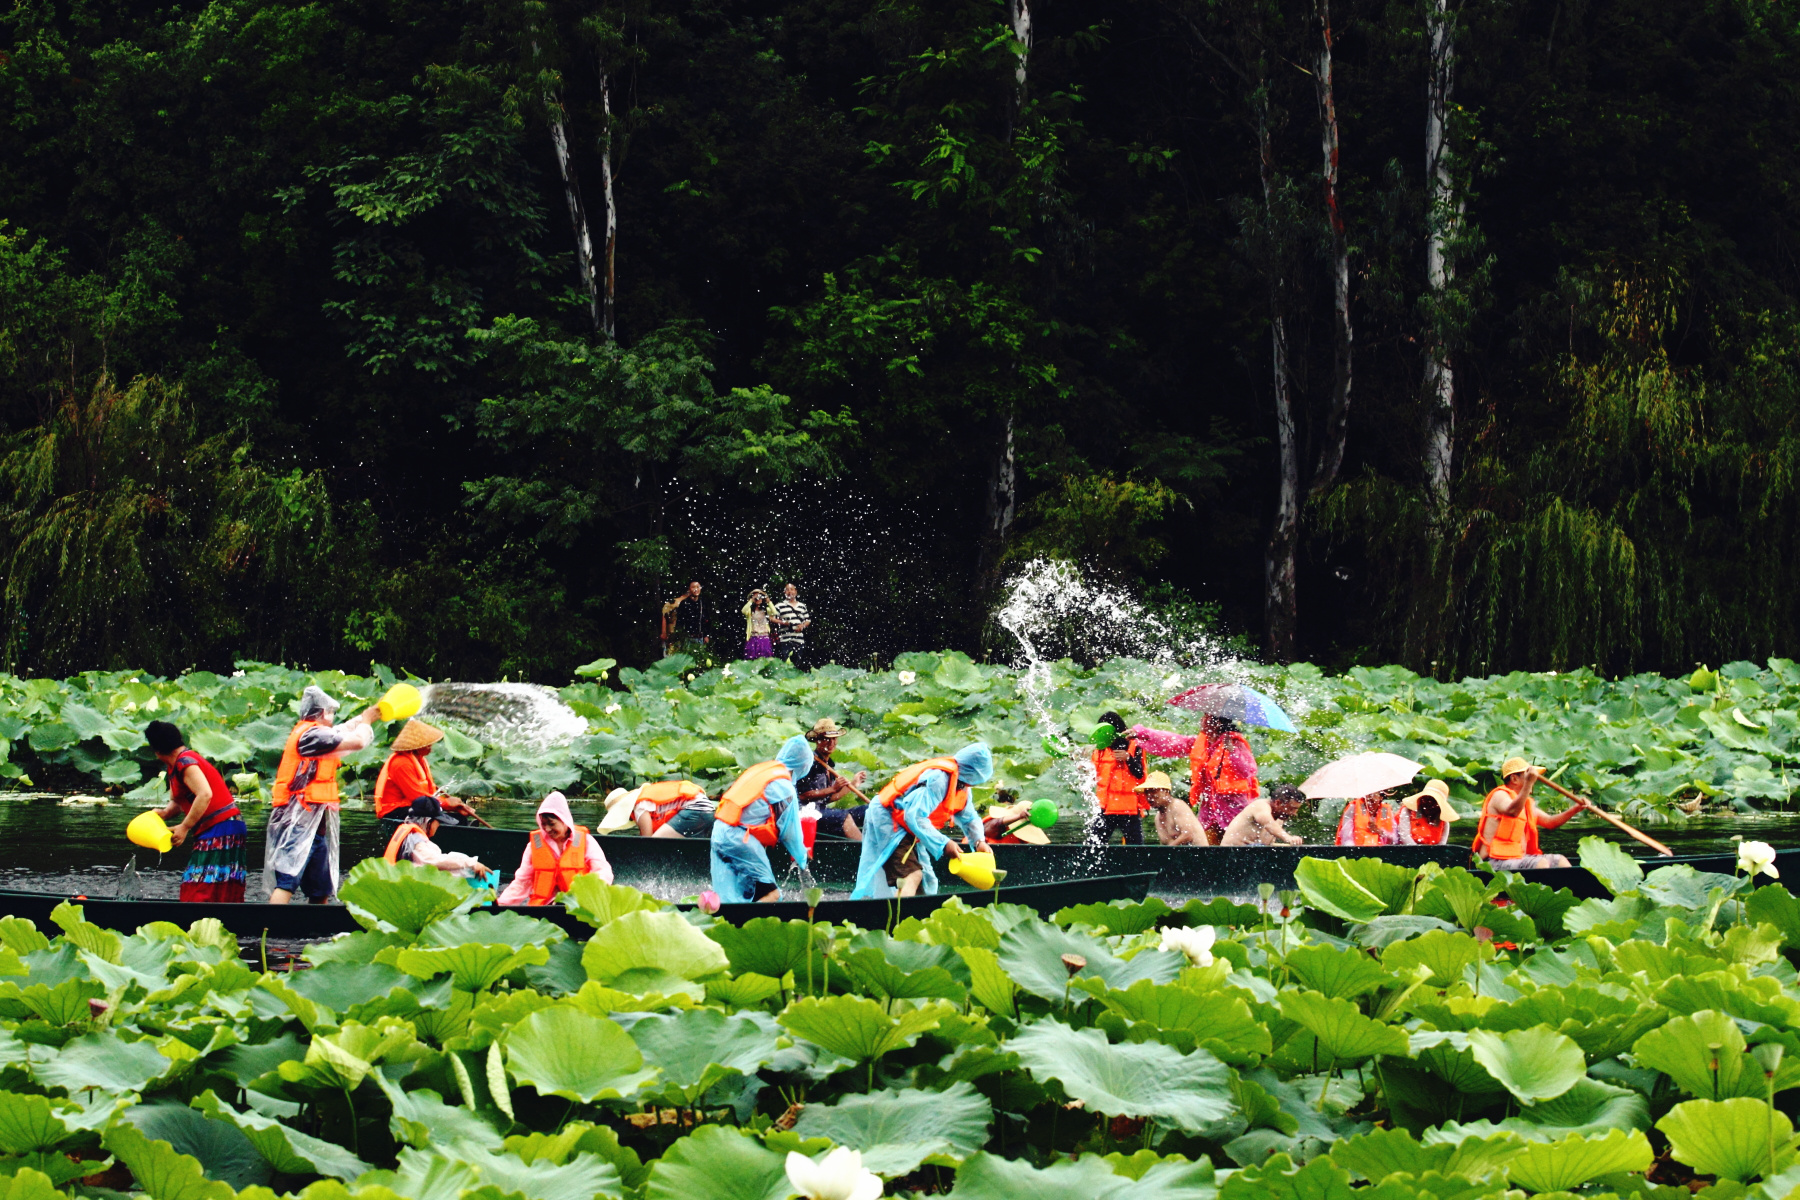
(638, 780, 706, 833)
(1190, 731, 1257, 805)
(1094, 738, 1146, 815)
(1405, 811, 1449, 846)
(1472, 787, 1540, 859)
(1338, 798, 1399, 846)
(374, 751, 434, 818)
(877, 757, 969, 835)
(716, 761, 792, 847)
(272, 720, 340, 808)
(383, 821, 428, 864)
(528, 827, 592, 904)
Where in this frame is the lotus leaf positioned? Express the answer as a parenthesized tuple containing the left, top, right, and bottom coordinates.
(1011, 1018, 1234, 1132)
(1284, 944, 1394, 1000)
(627, 1009, 781, 1106)
(1577, 836, 1646, 896)
(101, 1122, 236, 1200)
(338, 861, 475, 936)
(277, 1020, 416, 1093)
(503, 1006, 658, 1102)
(582, 910, 729, 985)
(434, 1145, 626, 1200)
(1657, 1097, 1799, 1181)
(1380, 929, 1483, 987)
(282, 962, 414, 1016)
(956, 947, 1017, 1017)
(706, 917, 814, 978)
(1466, 1026, 1585, 1103)
(1055, 898, 1174, 936)
(792, 1080, 992, 1176)
(1330, 1126, 1524, 1183)
(393, 943, 549, 992)
(947, 1150, 1216, 1198)
(1278, 990, 1410, 1064)
(1089, 978, 1271, 1064)
(840, 947, 965, 1004)
(119, 1101, 271, 1190)
(1293, 859, 1388, 923)
(418, 910, 565, 950)
(642, 1124, 796, 1200)
(1503, 1129, 1652, 1192)
(33, 1031, 172, 1094)
(1632, 1008, 1770, 1099)
(189, 1091, 368, 1180)
(778, 995, 953, 1067)
(996, 919, 1181, 1001)
(370, 1075, 504, 1154)
(562, 877, 667, 929)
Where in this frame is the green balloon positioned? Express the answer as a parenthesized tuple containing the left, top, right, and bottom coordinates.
(1089, 724, 1117, 748)
(1028, 799, 1060, 829)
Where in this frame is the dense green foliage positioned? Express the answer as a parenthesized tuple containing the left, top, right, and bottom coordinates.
(10, 653, 1800, 821)
(0, 844, 1795, 1196)
(5, 0, 1800, 677)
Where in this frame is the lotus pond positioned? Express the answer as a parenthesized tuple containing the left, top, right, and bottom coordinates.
(0, 842, 1795, 1199)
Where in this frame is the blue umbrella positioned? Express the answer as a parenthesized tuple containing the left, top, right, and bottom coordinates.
(1167, 683, 1297, 733)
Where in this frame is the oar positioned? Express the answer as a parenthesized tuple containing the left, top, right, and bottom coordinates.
(830, 766, 873, 805)
(438, 793, 495, 828)
(1535, 776, 1674, 857)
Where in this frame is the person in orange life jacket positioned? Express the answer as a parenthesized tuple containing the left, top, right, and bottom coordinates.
(850, 742, 994, 899)
(981, 799, 1049, 846)
(1336, 790, 1403, 846)
(1396, 778, 1461, 846)
(711, 734, 815, 903)
(267, 685, 381, 905)
(383, 797, 488, 876)
(1084, 712, 1148, 846)
(1220, 784, 1307, 847)
(1132, 715, 1260, 843)
(146, 720, 248, 902)
(798, 719, 869, 841)
(373, 720, 480, 822)
(498, 792, 612, 905)
(1136, 771, 1210, 845)
(632, 780, 717, 838)
(1473, 758, 1588, 869)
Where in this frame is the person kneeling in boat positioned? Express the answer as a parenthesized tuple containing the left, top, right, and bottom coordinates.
(1138, 772, 1209, 846)
(851, 743, 994, 900)
(1221, 784, 1307, 847)
(146, 721, 248, 902)
(499, 792, 612, 905)
(1336, 790, 1402, 846)
(711, 734, 815, 903)
(1397, 779, 1460, 846)
(982, 798, 1048, 846)
(633, 780, 717, 838)
(1472, 758, 1587, 869)
(383, 797, 488, 877)
(373, 719, 481, 823)
(269, 686, 380, 905)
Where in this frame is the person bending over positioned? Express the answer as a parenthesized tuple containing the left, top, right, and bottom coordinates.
(1221, 784, 1307, 847)
(383, 797, 488, 876)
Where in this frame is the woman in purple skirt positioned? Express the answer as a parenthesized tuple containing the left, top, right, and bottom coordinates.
(741, 587, 776, 659)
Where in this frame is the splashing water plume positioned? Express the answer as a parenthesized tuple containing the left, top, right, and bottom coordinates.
(420, 683, 588, 751)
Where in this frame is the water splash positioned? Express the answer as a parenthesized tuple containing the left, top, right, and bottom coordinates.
(421, 683, 588, 750)
(116, 854, 143, 902)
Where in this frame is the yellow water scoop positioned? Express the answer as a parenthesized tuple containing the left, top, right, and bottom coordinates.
(377, 683, 423, 721)
(947, 851, 1006, 890)
(127, 810, 172, 853)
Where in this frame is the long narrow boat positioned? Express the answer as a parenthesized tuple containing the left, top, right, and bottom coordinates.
(0, 872, 1157, 940)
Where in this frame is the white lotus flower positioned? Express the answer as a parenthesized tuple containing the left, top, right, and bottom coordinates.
(1159, 924, 1216, 967)
(722, 664, 734, 677)
(785, 1147, 883, 1200)
(1163, 674, 1182, 689)
(1740, 840, 1780, 879)
(603, 703, 621, 716)
(897, 670, 916, 686)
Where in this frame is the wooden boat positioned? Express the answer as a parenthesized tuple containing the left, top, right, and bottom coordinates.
(1502, 846, 1800, 900)
(0, 872, 1157, 940)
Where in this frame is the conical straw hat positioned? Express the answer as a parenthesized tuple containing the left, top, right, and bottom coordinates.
(392, 720, 444, 753)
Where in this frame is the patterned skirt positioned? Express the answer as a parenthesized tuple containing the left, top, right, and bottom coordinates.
(180, 818, 248, 903)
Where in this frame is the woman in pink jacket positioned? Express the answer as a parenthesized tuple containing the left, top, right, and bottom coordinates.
(497, 792, 613, 905)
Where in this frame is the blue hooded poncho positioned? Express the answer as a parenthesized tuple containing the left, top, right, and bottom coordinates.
(850, 742, 993, 899)
(710, 733, 814, 903)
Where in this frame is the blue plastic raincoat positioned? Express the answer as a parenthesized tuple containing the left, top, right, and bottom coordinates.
(850, 743, 993, 899)
(710, 734, 813, 903)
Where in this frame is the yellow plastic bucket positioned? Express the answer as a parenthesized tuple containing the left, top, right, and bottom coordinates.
(127, 810, 172, 853)
(948, 851, 1002, 890)
(377, 683, 423, 721)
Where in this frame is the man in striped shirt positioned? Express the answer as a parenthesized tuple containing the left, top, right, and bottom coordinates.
(774, 582, 811, 668)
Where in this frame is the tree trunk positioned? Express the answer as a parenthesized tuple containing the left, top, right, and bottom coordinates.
(598, 64, 618, 341)
(1257, 93, 1299, 662)
(545, 88, 602, 337)
(1422, 0, 1457, 511)
(1310, 0, 1353, 496)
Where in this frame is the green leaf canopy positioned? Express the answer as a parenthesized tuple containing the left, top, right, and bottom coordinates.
(1010, 1018, 1235, 1133)
(792, 1080, 993, 1176)
(504, 1006, 659, 1103)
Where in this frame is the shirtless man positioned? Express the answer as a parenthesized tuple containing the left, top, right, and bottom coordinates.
(1220, 784, 1307, 847)
(1136, 772, 1210, 846)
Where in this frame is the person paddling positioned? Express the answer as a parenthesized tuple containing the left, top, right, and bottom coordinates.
(1397, 778, 1460, 846)
(1472, 758, 1587, 869)
(373, 719, 479, 822)
(851, 743, 994, 899)
(268, 685, 379, 905)
(383, 797, 488, 877)
(1221, 784, 1307, 847)
(145, 721, 247, 902)
(498, 791, 612, 904)
(711, 734, 815, 902)
(798, 719, 869, 841)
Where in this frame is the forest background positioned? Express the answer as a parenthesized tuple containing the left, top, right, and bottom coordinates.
(3, 0, 1799, 683)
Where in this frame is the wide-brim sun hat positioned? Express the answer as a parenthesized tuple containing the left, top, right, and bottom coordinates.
(392, 719, 445, 753)
(1134, 770, 1175, 792)
(1399, 778, 1460, 820)
(598, 787, 641, 834)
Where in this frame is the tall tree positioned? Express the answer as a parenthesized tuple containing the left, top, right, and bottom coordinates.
(1310, 0, 1353, 498)
(1421, 0, 1458, 512)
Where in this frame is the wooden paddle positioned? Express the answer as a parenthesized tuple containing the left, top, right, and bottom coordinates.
(1535, 775, 1674, 857)
(829, 766, 873, 805)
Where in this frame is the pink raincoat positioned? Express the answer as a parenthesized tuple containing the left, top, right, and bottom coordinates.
(497, 792, 613, 905)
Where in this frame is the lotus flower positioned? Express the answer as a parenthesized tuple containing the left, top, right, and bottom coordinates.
(1739, 840, 1780, 879)
(898, 670, 916, 686)
(785, 1147, 883, 1200)
(1159, 924, 1216, 967)
(603, 703, 621, 715)
(698, 890, 722, 914)
(722, 664, 733, 677)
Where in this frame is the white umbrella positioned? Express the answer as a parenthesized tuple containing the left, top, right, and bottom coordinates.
(1299, 752, 1425, 800)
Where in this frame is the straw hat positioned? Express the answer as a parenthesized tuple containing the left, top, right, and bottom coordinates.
(392, 720, 444, 753)
(1500, 757, 1534, 779)
(598, 786, 641, 834)
(1399, 778, 1460, 821)
(807, 718, 845, 742)
(1134, 770, 1175, 793)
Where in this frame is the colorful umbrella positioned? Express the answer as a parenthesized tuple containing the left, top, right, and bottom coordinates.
(1166, 683, 1297, 733)
(1299, 752, 1425, 800)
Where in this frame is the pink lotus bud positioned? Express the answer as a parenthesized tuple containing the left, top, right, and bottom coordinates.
(88, 999, 109, 1019)
(698, 890, 721, 914)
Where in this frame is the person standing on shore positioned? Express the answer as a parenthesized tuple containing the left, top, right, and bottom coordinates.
(662, 581, 710, 662)
(267, 685, 379, 905)
(773, 582, 811, 668)
(742, 588, 776, 660)
(146, 720, 247, 902)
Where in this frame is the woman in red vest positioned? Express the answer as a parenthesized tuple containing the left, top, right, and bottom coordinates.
(498, 791, 612, 905)
(1084, 712, 1148, 846)
(1336, 791, 1402, 846)
(145, 720, 247, 902)
(1396, 779, 1461, 846)
(1133, 714, 1261, 843)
